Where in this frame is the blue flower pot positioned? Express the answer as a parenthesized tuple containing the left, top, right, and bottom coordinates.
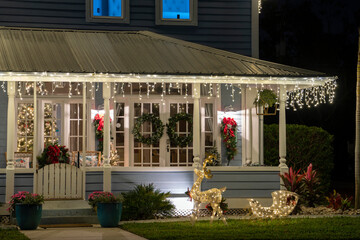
(97, 203, 122, 227)
(15, 204, 42, 230)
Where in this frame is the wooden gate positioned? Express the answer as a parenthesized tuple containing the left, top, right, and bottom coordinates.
(36, 163, 83, 199)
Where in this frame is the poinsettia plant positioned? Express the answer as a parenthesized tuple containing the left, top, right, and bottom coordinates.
(93, 114, 112, 152)
(8, 191, 44, 213)
(88, 191, 123, 209)
(220, 117, 237, 165)
(37, 143, 70, 169)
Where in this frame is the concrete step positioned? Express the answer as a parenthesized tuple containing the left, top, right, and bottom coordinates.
(39, 215, 99, 225)
(42, 208, 95, 217)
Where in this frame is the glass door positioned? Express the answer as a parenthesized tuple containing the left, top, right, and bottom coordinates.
(132, 102, 161, 167)
(166, 102, 194, 167)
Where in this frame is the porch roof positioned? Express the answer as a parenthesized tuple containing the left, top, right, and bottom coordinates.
(0, 27, 335, 86)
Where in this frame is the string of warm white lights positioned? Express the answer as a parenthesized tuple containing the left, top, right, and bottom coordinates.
(258, 0, 262, 13)
(0, 78, 337, 110)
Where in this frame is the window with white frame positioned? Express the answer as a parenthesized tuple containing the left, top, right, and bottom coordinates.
(87, 0, 130, 23)
(114, 102, 125, 166)
(17, 103, 34, 152)
(69, 103, 86, 152)
(44, 103, 61, 145)
(169, 103, 193, 167)
(156, 0, 198, 26)
(204, 103, 214, 154)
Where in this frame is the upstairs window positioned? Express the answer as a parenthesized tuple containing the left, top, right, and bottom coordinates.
(87, 0, 129, 23)
(156, 0, 198, 26)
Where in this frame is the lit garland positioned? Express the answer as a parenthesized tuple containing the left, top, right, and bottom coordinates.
(248, 190, 299, 218)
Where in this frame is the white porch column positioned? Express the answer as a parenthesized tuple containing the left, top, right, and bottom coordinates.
(102, 83, 111, 192)
(279, 85, 288, 189)
(192, 83, 201, 169)
(82, 83, 87, 170)
(33, 82, 38, 169)
(6, 81, 16, 202)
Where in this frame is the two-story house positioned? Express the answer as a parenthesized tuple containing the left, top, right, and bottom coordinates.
(0, 0, 335, 212)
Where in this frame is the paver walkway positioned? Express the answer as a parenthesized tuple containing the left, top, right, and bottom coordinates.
(21, 225, 147, 240)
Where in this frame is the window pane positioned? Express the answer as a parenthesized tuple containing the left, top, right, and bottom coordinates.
(134, 149, 141, 163)
(116, 118, 124, 131)
(70, 121, 78, 136)
(179, 120, 186, 132)
(143, 103, 150, 114)
(70, 104, 78, 119)
(179, 149, 187, 163)
(116, 133, 124, 146)
(152, 104, 160, 116)
(152, 149, 159, 163)
(134, 103, 141, 117)
(188, 149, 193, 163)
(170, 149, 177, 163)
(143, 149, 150, 163)
(93, 0, 122, 17)
(70, 137, 77, 151)
(205, 118, 213, 131)
(162, 0, 190, 20)
(205, 133, 213, 146)
(170, 104, 177, 116)
(116, 103, 124, 116)
(205, 104, 213, 117)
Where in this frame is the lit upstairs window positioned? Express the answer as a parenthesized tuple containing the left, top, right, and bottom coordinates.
(162, 0, 190, 20)
(87, 0, 129, 23)
(93, 0, 122, 17)
(156, 0, 198, 26)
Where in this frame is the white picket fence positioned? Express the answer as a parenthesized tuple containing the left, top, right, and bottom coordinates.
(36, 163, 83, 199)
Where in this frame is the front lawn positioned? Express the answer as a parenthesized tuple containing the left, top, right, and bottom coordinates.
(0, 229, 29, 240)
(120, 217, 360, 240)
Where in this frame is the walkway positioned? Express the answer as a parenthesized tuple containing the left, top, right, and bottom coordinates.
(21, 225, 147, 240)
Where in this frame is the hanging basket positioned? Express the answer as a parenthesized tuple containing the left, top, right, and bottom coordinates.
(255, 100, 278, 116)
(254, 89, 278, 116)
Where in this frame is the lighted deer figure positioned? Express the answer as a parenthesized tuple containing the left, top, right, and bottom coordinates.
(190, 155, 227, 224)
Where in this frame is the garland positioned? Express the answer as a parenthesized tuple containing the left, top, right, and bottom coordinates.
(166, 113, 193, 148)
(37, 143, 70, 169)
(221, 117, 237, 165)
(132, 113, 164, 145)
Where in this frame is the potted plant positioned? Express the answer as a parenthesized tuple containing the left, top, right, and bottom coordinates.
(88, 191, 123, 227)
(253, 89, 278, 115)
(8, 191, 44, 230)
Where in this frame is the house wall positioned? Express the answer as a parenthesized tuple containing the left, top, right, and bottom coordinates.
(0, 0, 252, 56)
(111, 170, 193, 197)
(201, 169, 280, 198)
(14, 173, 34, 193)
(85, 171, 103, 198)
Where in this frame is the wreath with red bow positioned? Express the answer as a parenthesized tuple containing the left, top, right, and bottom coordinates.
(93, 114, 111, 152)
(221, 117, 238, 165)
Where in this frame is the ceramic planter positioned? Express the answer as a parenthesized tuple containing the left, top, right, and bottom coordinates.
(15, 204, 42, 230)
(97, 202, 122, 227)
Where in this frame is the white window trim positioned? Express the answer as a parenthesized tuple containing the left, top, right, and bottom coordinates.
(86, 0, 130, 24)
(155, 0, 198, 26)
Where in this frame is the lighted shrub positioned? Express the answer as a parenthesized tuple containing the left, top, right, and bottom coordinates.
(264, 124, 334, 190)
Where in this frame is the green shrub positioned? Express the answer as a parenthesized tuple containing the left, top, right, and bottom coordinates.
(264, 124, 334, 191)
(121, 184, 175, 220)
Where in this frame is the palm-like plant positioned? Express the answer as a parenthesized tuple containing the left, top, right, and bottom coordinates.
(302, 163, 322, 207)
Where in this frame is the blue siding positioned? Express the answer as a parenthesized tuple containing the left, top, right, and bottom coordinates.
(0, 90, 7, 169)
(0, 0, 252, 55)
(220, 85, 242, 166)
(14, 173, 33, 193)
(111, 171, 193, 197)
(86, 171, 103, 198)
(201, 171, 280, 198)
(0, 174, 5, 203)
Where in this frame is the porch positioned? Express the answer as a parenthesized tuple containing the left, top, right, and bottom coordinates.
(0, 28, 336, 210)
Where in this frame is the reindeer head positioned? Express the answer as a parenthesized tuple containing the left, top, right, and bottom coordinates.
(194, 155, 215, 179)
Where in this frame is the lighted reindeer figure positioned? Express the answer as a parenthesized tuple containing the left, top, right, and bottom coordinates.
(190, 155, 227, 224)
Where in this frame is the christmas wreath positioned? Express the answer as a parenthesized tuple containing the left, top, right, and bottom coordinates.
(132, 113, 164, 145)
(221, 117, 237, 165)
(37, 143, 70, 169)
(166, 113, 193, 148)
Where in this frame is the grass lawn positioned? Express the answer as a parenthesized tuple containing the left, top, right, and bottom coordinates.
(120, 217, 360, 240)
(0, 229, 29, 240)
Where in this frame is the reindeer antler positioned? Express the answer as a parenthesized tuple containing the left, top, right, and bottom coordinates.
(202, 155, 215, 179)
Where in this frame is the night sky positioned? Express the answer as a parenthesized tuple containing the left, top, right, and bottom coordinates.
(259, 0, 360, 188)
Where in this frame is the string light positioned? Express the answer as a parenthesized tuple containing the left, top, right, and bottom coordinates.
(68, 82, 72, 98)
(249, 190, 299, 218)
(258, 0, 262, 13)
(1, 81, 6, 93)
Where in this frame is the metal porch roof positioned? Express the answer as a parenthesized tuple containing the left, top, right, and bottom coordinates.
(0, 27, 328, 78)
